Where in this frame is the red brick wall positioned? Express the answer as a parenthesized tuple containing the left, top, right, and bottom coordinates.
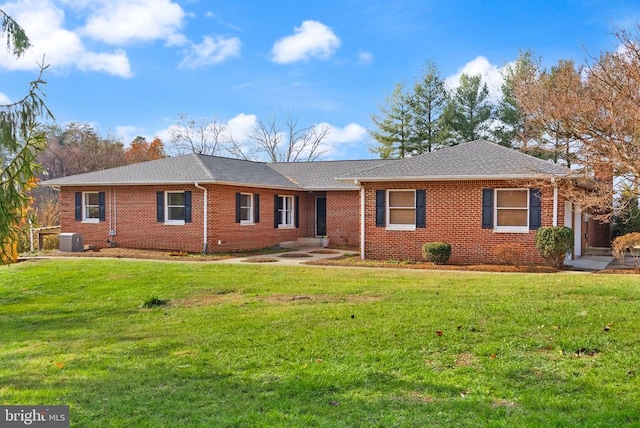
(362, 180, 566, 265)
(59, 185, 313, 253)
(326, 190, 360, 246)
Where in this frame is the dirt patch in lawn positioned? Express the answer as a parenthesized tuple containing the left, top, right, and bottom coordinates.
(263, 293, 383, 305)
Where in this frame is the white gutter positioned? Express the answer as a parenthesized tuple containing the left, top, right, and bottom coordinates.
(336, 173, 574, 183)
(360, 184, 365, 260)
(552, 178, 558, 227)
(194, 182, 208, 253)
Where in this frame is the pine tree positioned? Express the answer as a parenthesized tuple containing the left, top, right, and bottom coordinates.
(0, 9, 53, 262)
(369, 82, 413, 158)
(443, 73, 493, 145)
(494, 51, 542, 149)
(408, 62, 449, 154)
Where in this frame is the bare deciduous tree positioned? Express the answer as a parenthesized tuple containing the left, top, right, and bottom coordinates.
(169, 113, 230, 156)
(171, 113, 331, 162)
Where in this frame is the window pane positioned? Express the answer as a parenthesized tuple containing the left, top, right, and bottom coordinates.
(389, 208, 415, 224)
(168, 206, 185, 221)
(240, 194, 251, 208)
(389, 191, 414, 208)
(240, 207, 251, 221)
(86, 206, 100, 218)
(168, 193, 185, 205)
(86, 193, 99, 205)
(497, 190, 527, 208)
(497, 209, 527, 226)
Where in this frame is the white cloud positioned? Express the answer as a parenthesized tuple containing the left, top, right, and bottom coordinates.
(77, 49, 132, 77)
(179, 35, 241, 69)
(0, 0, 133, 78)
(0, 93, 11, 104)
(114, 125, 146, 145)
(444, 56, 505, 101)
(358, 51, 374, 65)
(227, 113, 257, 140)
(313, 122, 368, 158)
(271, 20, 340, 64)
(321, 122, 367, 145)
(81, 0, 185, 46)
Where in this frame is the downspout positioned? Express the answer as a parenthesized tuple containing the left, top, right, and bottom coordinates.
(359, 181, 365, 260)
(552, 177, 558, 227)
(194, 182, 208, 253)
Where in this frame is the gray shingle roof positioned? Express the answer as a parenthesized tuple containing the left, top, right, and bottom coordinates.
(40, 153, 301, 189)
(268, 159, 391, 190)
(337, 139, 573, 181)
(40, 140, 572, 189)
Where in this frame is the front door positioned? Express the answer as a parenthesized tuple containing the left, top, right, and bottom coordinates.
(316, 196, 326, 236)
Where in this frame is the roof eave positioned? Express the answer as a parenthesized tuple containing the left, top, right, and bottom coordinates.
(39, 179, 303, 190)
(336, 173, 572, 183)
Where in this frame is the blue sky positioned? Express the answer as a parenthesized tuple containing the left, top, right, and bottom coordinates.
(1, 0, 639, 160)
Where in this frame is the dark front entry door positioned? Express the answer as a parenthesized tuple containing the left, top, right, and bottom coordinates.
(316, 196, 327, 236)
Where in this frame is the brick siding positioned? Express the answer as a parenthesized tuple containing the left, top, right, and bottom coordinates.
(362, 180, 569, 265)
(59, 179, 580, 264)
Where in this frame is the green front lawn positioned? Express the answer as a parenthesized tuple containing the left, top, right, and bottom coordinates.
(1, 259, 639, 427)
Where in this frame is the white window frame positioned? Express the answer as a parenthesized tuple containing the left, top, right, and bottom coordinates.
(240, 193, 254, 225)
(494, 188, 529, 233)
(278, 195, 294, 228)
(386, 189, 416, 231)
(83, 192, 100, 223)
(165, 191, 186, 225)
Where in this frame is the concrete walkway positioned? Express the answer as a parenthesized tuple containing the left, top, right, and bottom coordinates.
(216, 247, 358, 266)
(564, 255, 615, 271)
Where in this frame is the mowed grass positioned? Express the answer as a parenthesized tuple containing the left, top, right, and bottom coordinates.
(1, 259, 640, 427)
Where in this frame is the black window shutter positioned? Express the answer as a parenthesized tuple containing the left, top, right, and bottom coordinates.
(295, 196, 300, 228)
(274, 195, 281, 228)
(482, 188, 494, 229)
(254, 194, 260, 223)
(98, 192, 106, 222)
(375, 190, 385, 227)
(235, 193, 241, 223)
(75, 192, 82, 221)
(184, 191, 192, 223)
(529, 188, 542, 230)
(156, 191, 164, 222)
(416, 190, 426, 228)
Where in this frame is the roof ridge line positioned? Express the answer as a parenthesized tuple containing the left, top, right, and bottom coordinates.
(191, 153, 216, 180)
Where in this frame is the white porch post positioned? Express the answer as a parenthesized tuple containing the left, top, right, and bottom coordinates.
(360, 185, 365, 260)
(564, 201, 573, 260)
(552, 183, 558, 227)
(573, 203, 582, 257)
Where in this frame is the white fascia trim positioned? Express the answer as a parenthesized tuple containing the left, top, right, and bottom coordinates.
(335, 174, 562, 183)
(40, 180, 303, 191)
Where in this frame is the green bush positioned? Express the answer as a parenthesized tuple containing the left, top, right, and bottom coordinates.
(535, 226, 574, 268)
(422, 242, 452, 264)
